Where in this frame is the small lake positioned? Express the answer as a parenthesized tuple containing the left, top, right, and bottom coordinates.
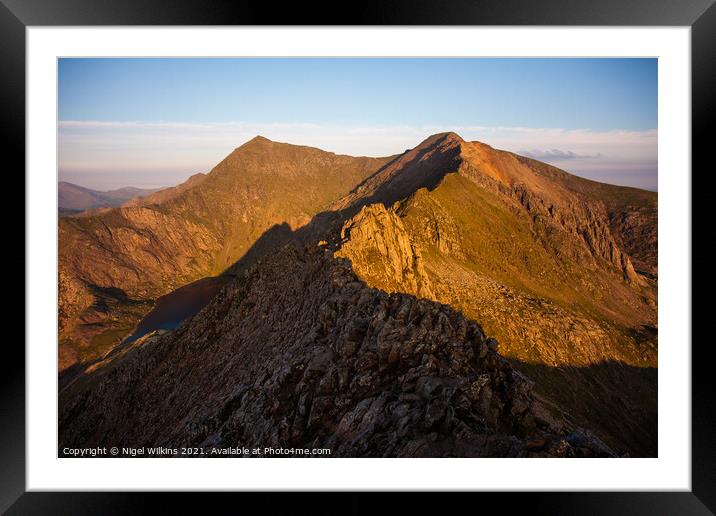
(126, 275, 232, 343)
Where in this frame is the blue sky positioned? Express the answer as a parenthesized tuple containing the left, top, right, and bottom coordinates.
(58, 58, 658, 190)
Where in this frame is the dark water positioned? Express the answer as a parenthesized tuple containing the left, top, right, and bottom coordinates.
(126, 275, 232, 343)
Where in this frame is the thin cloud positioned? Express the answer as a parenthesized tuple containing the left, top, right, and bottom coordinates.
(58, 121, 658, 190)
(520, 149, 602, 161)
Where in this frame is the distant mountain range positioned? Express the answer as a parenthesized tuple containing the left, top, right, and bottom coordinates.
(58, 133, 657, 457)
(58, 181, 163, 214)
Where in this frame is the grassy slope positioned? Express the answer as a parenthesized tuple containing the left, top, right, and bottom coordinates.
(402, 173, 654, 353)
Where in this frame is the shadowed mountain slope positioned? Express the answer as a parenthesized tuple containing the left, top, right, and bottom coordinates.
(60, 244, 616, 458)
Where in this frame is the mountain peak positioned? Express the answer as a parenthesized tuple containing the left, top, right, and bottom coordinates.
(331, 132, 465, 212)
(439, 131, 464, 142)
(416, 131, 465, 150)
(228, 135, 278, 156)
(244, 135, 273, 145)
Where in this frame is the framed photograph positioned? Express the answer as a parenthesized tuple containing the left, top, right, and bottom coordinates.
(5, 0, 713, 512)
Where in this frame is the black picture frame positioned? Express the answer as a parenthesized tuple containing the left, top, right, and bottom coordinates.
(3, 0, 713, 513)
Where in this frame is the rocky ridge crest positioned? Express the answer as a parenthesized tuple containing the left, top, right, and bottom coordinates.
(60, 244, 614, 458)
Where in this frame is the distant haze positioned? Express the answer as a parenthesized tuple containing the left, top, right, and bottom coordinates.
(59, 58, 657, 191)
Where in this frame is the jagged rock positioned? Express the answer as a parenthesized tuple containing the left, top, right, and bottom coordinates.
(337, 204, 434, 299)
(59, 244, 614, 458)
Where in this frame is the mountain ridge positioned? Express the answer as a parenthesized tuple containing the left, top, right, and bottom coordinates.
(59, 243, 617, 458)
(58, 132, 658, 456)
(58, 181, 163, 213)
(58, 139, 392, 369)
(122, 172, 208, 208)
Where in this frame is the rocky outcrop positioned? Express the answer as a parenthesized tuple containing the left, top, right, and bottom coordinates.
(458, 152, 644, 285)
(337, 204, 433, 299)
(513, 182, 642, 285)
(511, 154, 658, 276)
(59, 244, 614, 458)
(607, 203, 658, 276)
